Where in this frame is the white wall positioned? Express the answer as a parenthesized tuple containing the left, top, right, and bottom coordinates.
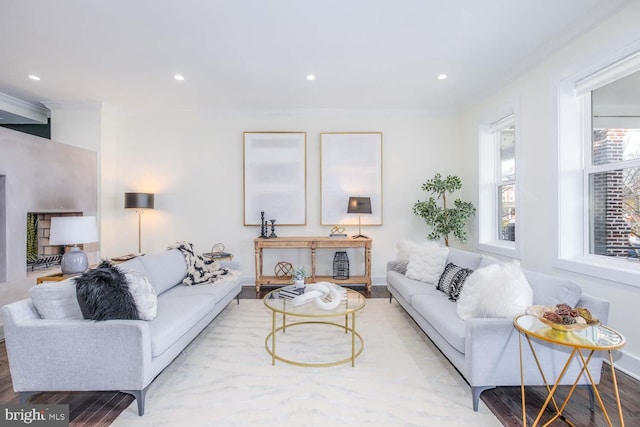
(0, 127, 98, 308)
(99, 109, 463, 285)
(461, 2, 640, 378)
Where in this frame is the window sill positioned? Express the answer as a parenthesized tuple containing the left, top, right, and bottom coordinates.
(555, 255, 640, 288)
(477, 241, 520, 259)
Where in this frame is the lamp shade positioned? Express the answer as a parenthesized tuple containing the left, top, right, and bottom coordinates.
(124, 192, 155, 209)
(49, 216, 98, 245)
(347, 197, 372, 214)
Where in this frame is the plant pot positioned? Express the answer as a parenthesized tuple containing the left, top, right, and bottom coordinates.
(294, 279, 305, 288)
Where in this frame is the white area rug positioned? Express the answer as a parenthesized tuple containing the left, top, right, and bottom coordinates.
(113, 299, 501, 427)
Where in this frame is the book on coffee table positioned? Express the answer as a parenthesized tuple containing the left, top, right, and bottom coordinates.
(278, 285, 306, 299)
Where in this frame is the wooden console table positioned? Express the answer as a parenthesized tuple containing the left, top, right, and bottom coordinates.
(254, 236, 372, 292)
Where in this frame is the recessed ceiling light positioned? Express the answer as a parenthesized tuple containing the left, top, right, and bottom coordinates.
(306, 75, 316, 81)
(174, 74, 185, 81)
(437, 74, 447, 80)
(28, 75, 41, 81)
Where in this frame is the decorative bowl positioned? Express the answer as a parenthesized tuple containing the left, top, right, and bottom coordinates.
(536, 316, 600, 332)
(526, 305, 599, 331)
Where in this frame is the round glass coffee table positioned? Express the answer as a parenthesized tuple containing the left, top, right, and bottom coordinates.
(263, 287, 365, 367)
(514, 314, 625, 426)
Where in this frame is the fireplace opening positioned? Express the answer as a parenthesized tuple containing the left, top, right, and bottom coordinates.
(26, 211, 83, 271)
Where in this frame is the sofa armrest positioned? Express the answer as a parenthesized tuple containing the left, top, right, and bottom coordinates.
(3, 302, 152, 392)
(464, 317, 520, 385)
(464, 314, 606, 388)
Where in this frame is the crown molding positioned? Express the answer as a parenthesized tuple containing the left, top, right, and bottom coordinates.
(41, 100, 103, 110)
(0, 92, 49, 124)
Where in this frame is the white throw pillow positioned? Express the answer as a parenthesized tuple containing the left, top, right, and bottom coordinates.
(126, 271, 158, 321)
(394, 240, 417, 273)
(456, 261, 533, 320)
(405, 241, 449, 284)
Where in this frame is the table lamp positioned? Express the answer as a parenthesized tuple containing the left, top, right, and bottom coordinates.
(125, 192, 155, 253)
(347, 196, 372, 239)
(48, 216, 98, 274)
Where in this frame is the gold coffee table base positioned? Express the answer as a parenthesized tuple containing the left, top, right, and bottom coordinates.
(263, 287, 366, 367)
(265, 320, 364, 368)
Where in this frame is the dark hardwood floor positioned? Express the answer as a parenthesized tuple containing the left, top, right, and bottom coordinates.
(2, 285, 638, 426)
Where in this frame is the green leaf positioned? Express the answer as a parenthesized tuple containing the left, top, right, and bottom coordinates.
(413, 174, 475, 245)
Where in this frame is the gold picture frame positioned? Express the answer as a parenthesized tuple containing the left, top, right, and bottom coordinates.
(320, 132, 382, 226)
(243, 131, 307, 226)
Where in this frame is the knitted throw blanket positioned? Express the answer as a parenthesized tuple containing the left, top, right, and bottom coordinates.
(168, 241, 230, 286)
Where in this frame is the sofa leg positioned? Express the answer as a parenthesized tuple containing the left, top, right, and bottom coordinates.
(19, 391, 37, 404)
(236, 294, 240, 305)
(581, 385, 595, 411)
(471, 386, 494, 411)
(122, 388, 147, 416)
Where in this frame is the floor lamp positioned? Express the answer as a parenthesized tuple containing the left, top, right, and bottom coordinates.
(125, 192, 155, 253)
(347, 196, 372, 239)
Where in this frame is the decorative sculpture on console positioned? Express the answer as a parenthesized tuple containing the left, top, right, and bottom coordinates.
(259, 211, 268, 238)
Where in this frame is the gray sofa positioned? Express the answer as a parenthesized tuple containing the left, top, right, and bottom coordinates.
(386, 247, 610, 411)
(1, 249, 243, 416)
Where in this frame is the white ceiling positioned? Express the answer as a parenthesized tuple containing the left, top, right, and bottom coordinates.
(0, 0, 632, 122)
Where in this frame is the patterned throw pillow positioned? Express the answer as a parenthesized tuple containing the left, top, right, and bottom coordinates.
(437, 262, 474, 301)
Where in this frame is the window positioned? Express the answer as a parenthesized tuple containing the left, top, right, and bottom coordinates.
(558, 50, 640, 285)
(498, 121, 516, 242)
(478, 110, 520, 257)
(588, 71, 640, 259)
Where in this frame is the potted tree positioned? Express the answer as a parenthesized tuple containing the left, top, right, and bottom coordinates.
(412, 173, 476, 246)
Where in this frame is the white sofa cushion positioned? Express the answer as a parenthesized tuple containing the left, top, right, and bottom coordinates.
(147, 274, 240, 357)
(138, 249, 187, 295)
(446, 248, 483, 270)
(525, 270, 582, 307)
(29, 278, 83, 320)
(405, 242, 449, 284)
(412, 294, 466, 354)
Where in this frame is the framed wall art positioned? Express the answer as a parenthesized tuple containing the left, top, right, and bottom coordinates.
(320, 132, 382, 226)
(243, 131, 307, 226)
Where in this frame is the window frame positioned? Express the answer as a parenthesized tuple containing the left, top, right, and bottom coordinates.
(478, 106, 521, 258)
(557, 50, 640, 287)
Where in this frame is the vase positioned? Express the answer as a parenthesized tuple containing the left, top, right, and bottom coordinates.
(294, 279, 305, 288)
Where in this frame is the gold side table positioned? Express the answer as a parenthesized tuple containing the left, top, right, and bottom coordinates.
(514, 315, 625, 427)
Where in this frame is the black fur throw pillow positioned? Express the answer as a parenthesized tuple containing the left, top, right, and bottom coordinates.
(75, 260, 140, 321)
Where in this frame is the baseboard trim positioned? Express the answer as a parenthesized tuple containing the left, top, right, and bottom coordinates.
(607, 350, 640, 382)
